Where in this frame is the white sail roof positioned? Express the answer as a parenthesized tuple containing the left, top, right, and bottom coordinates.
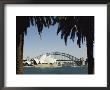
(39, 54, 57, 63)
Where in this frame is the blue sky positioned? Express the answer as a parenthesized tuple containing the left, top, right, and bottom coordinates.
(23, 23, 87, 60)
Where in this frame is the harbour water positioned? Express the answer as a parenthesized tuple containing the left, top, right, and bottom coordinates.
(23, 66, 88, 74)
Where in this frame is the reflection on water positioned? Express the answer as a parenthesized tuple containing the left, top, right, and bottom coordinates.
(23, 66, 88, 74)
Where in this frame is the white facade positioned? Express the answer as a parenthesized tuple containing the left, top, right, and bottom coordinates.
(34, 54, 57, 64)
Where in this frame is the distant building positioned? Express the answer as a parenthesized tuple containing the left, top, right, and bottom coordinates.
(23, 54, 88, 67)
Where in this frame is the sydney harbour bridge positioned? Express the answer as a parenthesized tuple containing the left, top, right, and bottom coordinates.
(33, 52, 88, 67)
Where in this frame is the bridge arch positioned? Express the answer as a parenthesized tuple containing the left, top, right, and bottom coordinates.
(34, 52, 87, 66)
(36, 52, 79, 61)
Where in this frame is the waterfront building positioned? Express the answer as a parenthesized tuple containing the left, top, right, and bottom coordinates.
(23, 53, 88, 67)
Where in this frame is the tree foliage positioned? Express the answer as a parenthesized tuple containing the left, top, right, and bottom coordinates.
(56, 16, 94, 48)
(17, 16, 94, 48)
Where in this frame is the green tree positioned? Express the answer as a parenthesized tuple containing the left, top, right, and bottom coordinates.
(16, 16, 94, 74)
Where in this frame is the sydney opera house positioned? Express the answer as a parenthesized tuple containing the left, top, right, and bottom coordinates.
(23, 53, 88, 67)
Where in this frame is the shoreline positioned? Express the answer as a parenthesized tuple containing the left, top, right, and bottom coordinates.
(23, 65, 88, 68)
